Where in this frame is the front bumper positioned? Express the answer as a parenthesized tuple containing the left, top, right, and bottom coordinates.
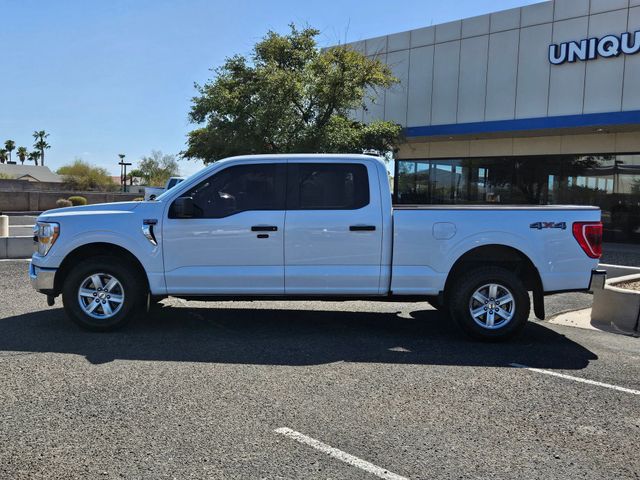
(29, 262, 57, 293)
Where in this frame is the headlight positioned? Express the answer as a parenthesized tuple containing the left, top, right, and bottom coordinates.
(34, 222, 60, 256)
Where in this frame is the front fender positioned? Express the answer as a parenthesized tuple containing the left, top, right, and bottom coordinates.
(32, 225, 166, 295)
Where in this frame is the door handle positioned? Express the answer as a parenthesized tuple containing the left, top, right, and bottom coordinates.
(349, 225, 376, 231)
(251, 225, 278, 232)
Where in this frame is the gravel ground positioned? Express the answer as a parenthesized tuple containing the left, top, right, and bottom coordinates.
(0, 260, 638, 479)
(616, 280, 640, 291)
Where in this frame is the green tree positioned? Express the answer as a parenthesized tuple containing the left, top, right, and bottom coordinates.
(0, 149, 7, 164)
(28, 150, 41, 166)
(33, 130, 50, 166)
(136, 150, 180, 186)
(184, 25, 403, 163)
(4, 140, 15, 163)
(16, 146, 28, 165)
(129, 168, 145, 186)
(57, 158, 116, 191)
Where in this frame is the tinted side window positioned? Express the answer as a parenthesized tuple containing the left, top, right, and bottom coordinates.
(171, 164, 285, 218)
(288, 163, 370, 210)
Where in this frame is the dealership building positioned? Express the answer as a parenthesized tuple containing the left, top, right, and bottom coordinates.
(347, 0, 640, 242)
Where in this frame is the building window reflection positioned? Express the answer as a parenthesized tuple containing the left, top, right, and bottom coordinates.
(394, 154, 640, 242)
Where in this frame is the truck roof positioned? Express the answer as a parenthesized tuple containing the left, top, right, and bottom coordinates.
(216, 153, 386, 164)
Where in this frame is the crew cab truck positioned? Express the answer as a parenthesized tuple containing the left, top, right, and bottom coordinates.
(29, 154, 603, 340)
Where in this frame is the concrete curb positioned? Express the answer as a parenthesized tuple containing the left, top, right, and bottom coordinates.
(0, 236, 34, 259)
(591, 273, 640, 336)
(548, 308, 599, 331)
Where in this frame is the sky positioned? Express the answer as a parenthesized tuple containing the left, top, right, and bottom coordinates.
(0, 0, 542, 177)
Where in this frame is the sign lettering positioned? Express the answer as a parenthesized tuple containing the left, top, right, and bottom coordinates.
(549, 31, 640, 64)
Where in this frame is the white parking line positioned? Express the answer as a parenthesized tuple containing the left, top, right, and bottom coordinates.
(275, 427, 409, 480)
(510, 363, 640, 396)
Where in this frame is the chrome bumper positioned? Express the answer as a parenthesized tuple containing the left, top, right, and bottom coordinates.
(29, 262, 56, 292)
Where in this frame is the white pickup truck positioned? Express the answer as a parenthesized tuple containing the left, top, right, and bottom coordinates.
(30, 154, 603, 340)
(143, 176, 184, 201)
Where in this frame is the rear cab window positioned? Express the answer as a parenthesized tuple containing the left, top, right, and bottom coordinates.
(287, 163, 370, 210)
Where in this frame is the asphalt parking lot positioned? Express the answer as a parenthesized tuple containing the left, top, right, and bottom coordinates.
(0, 260, 638, 479)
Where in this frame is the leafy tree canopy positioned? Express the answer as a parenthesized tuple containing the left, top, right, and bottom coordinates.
(57, 159, 116, 191)
(136, 150, 180, 186)
(183, 25, 403, 163)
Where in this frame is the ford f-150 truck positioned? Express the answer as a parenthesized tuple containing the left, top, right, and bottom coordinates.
(29, 154, 603, 340)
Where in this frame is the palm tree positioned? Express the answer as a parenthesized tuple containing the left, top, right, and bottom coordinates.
(16, 146, 28, 165)
(28, 150, 41, 166)
(0, 149, 7, 164)
(4, 140, 15, 163)
(33, 130, 50, 166)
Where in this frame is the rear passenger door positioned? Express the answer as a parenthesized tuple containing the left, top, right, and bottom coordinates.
(284, 160, 383, 294)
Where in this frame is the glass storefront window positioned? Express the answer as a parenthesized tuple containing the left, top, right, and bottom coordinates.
(394, 154, 640, 243)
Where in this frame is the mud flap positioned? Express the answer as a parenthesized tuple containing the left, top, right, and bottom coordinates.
(533, 288, 545, 320)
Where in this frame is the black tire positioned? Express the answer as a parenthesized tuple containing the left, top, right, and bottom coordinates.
(448, 266, 530, 341)
(62, 255, 145, 331)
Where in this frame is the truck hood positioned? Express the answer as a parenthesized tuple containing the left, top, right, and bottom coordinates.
(37, 201, 141, 221)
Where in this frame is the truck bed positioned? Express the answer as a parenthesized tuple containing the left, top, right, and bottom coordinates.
(393, 204, 600, 210)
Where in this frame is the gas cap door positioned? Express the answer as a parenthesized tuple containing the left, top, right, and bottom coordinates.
(433, 222, 456, 240)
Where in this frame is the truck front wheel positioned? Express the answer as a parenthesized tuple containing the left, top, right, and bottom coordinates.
(62, 255, 144, 331)
(448, 267, 530, 341)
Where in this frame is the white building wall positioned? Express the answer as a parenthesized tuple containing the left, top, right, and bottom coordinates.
(346, 0, 640, 128)
(457, 36, 488, 123)
(406, 46, 433, 126)
(548, 16, 588, 116)
(623, 6, 640, 109)
(431, 41, 460, 124)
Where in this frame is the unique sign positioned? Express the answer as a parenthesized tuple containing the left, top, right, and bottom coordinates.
(549, 31, 640, 65)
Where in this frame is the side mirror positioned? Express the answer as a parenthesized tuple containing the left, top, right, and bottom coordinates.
(172, 196, 194, 218)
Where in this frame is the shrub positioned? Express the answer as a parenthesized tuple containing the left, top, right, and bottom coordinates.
(133, 197, 144, 201)
(68, 196, 87, 206)
(56, 198, 73, 208)
(57, 159, 117, 192)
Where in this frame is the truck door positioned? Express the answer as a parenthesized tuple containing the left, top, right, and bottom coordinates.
(162, 161, 286, 294)
(284, 160, 383, 294)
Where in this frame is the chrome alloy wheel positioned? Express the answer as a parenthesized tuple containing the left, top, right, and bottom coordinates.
(468, 283, 515, 330)
(77, 273, 125, 320)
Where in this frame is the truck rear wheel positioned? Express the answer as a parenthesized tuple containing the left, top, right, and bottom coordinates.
(62, 255, 144, 331)
(448, 267, 530, 341)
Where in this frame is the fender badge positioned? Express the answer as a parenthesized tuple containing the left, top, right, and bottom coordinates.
(530, 222, 566, 230)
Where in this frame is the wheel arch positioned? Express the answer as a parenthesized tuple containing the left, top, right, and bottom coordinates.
(443, 244, 545, 319)
(54, 242, 149, 296)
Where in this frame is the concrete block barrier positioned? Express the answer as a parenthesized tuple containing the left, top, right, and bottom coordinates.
(1, 236, 34, 259)
(9, 225, 35, 236)
(591, 273, 640, 336)
(0, 215, 7, 237)
(8, 215, 38, 226)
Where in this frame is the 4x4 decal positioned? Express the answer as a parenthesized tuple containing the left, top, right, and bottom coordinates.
(530, 222, 567, 230)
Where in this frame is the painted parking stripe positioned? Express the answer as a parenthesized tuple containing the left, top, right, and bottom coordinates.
(275, 427, 409, 480)
(510, 363, 640, 396)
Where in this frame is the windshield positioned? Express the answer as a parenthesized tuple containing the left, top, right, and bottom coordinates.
(154, 171, 203, 201)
